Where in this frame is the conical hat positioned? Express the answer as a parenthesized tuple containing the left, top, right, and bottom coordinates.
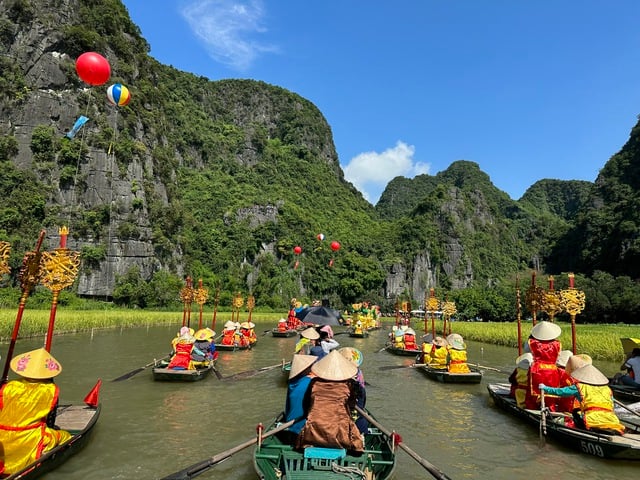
(565, 354, 592, 376)
(433, 336, 448, 347)
(556, 350, 573, 368)
(194, 329, 212, 341)
(570, 364, 609, 386)
(279, 318, 287, 323)
(405, 328, 416, 335)
(240, 322, 251, 329)
(446, 333, 465, 350)
(339, 347, 363, 367)
(204, 328, 216, 338)
(224, 321, 235, 329)
(311, 350, 357, 381)
(300, 327, 320, 340)
(248, 322, 255, 328)
(289, 354, 317, 379)
(11, 348, 62, 379)
(530, 321, 561, 341)
(516, 352, 533, 369)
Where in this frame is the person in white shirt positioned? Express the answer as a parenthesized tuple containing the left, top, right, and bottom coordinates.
(620, 347, 640, 389)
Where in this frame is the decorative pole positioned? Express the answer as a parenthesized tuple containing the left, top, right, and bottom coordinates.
(193, 279, 209, 330)
(247, 295, 255, 323)
(540, 275, 562, 323)
(3, 233, 46, 382)
(232, 292, 244, 323)
(525, 270, 544, 326)
(0, 240, 10, 277)
(441, 297, 457, 337)
(211, 285, 220, 331)
(559, 273, 586, 354)
(426, 288, 439, 337)
(179, 277, 194, 327)
(40, 227, 81, 352)
(516, 275, 522, 355)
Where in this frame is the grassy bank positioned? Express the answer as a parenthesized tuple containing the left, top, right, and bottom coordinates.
(0, 308, 634, 361)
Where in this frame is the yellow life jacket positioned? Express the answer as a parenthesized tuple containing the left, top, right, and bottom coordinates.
(448, 349, 470, 373)
(576, 383, 625, 434)
(0, 380, 71, 475)
(429, 346, 448, 369)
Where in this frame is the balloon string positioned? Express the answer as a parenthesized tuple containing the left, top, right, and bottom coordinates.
(105, 107, 119, 301)
(68, 92, 93, 225)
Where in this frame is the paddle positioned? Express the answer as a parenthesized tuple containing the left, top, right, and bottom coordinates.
(614, 398, 640, 418)
(473, 364, 512, 374)
(221, 362, 286, 381)
(539, 389, 547, 446)
(355, 406, 452, 480)
(378, 363, 425, 371)
(111, 354, 171, 381)
(160, 417, 296, 480)
(211, 365, 224, 380)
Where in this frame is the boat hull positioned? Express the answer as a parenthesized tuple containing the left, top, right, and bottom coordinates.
(271, 329, 298, 338)
(253, 413, 396, 480)
(384, 344, 420, 356)
(7, 404, 101, 480)
(488, 383, 640, 460)
(216, 343, 253, 351)
(416, 364, 482, 383)
(610, 384, 640, 403)
(152, 360, 215, 381)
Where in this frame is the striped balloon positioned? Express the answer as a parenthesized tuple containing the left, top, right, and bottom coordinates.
(106, 83, 131, 106)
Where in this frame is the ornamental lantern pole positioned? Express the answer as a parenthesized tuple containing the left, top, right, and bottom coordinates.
(559, 273, 586, 354)
(193, 279, 209, 330)
(540, 275, 562, 323)
(179, 277, 194, 327)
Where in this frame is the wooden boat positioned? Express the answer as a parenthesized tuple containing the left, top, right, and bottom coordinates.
(415, 363, 483, 384)
(152, 359, 216, 381)
(7, 404, 101, 480)
(610, 383, 640, 403)
(253, 412, 396, 480)
(271, 328, 299, 338)
(384, 343, 421, 357)
(348, 329, 369, 338)
(216, 342, 253, 351)
(487, 383, 640, 460)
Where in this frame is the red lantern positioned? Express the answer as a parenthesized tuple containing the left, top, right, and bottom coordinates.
(330, 241, 341, 252)
(75, 52, 111, 86)
(293, 246, 302, 255)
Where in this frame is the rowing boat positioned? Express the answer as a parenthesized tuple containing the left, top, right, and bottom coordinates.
(488, 383, 640, 460)
(384, 343, 421, 356)
(270, 328, 299, 338)
(6, 404, 101, 480)
(152, 359, 216, 381)
(216, 343, 252, 351)
(348, 330, 369, 338)
(415, 363, 483, 384)
(610, 383, 640, 403)
(253, 412, 396, 479)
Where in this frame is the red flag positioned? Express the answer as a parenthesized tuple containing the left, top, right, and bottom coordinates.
(84, 379, 102, 407)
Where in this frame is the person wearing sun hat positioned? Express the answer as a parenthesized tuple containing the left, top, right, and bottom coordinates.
(191, 328, 217, 363)
(446, 333, 471, 373)
(525, 320, 562, 410)
(403, 328, 418, 351)
(425, 336, 449, 369)
(168, 326, 196, 370)
(220, 320, 237, 346)
(508, 352, 533, 408)
(283, 355, 318, 441)
(296, 350, 364, 453)
(0, 348, 72, 475)
(540, 364, 625, 435)
(339, 347, 368, 434)
(294, 327, 320, 355)
(277, 318, 288, 333)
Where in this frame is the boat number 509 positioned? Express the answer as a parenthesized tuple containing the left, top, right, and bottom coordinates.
(580, 441, 604, 457)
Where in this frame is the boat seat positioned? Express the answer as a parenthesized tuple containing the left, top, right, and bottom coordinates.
(303, 447, 346, 460)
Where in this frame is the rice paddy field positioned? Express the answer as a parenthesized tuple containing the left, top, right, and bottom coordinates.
(0, 308, 636, 361)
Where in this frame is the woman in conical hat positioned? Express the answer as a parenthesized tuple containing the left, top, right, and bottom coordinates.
(283, 355, 317, 440)
(446, 333, 470, 374)
(541, 364, 625, 435)
(0, 348, 72, 475)
(525, 321, 562, 410)
(297, 351, 364, 452)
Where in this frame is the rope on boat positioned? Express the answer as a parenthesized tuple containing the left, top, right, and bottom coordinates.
(330, 462, 367, 479)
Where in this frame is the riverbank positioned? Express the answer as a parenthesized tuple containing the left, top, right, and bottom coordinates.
(0, 308, 633, 361)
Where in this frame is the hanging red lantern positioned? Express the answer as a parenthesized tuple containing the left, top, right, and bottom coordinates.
(330, 241, 341, 252)
(293, 246, 302, 255)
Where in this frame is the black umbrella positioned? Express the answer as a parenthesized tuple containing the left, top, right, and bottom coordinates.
(296, 306, 343, 326)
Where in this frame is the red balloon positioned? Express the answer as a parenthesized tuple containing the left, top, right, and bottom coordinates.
(330, 241, 341, 252)
(293, 246, 302, 255)
(75, 52, 111, 86)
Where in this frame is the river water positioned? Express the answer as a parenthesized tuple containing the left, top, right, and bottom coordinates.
(3, 323, 637, 480)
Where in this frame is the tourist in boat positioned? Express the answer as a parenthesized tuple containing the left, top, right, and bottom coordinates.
(220, 321, 237, 347)
(287, 298, 302, 330)
(309, 329, 339, 359)
(554, 350, 575, 412)
(525, 321, 562, 410)
(283, 354, 318, 442)
(295, 327, 320, 355)
(277, 318, 288, 333)
(0, 348, 72, 476)
(353, 320, 364, 336)
(619, 348, 640, 389)
(168, 326, 196, 369)
(391, 327, 405, 349)
(171, 326, 194, 353)
(296, 350, 364, 453)
(540, 364, 625, 435)
(427, 336, 449, 369)
(403, 328, 419, 351)
(509, 352, 533, 408)
(240, 322, 257, 345)
(446, 333, 471, 373)
(339, 347, 368, 434)
(191, 328, 217, 364)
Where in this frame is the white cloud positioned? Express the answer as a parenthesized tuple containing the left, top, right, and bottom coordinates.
(180, 0, 278, 71)
(343, 141, 430, 204)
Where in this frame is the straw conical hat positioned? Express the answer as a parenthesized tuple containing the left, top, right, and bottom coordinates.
(289, 354, 317, 380)
(570, 364, 609, 386)
(556, 350, 573, 368)
(224, 321, 235, 329)
(516, 352, 533, 369)
(240, 322, 251, 329)
(279, 318, 287, 323)
(339, 347, 363, 367)
(300, 327, 320, 340)
(204, 327, 216, 338)
(446, 333, 465, 350)
(11, 348, 62, 379)
(311, 350, 357, 381)
(565, 354, 592, 376)
(405, 328, 416, 335)
(530, 321, 561, 341)
(433, 336, 448, 347)
(194, 329, 213, 341)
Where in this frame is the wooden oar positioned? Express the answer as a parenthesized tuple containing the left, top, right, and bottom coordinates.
(160, 417, 296, 480)
(355, 406, 452, 480)
(378, 363, 425, 371)
(473, 364, 511, 374)
(221, 362, 285, 381)
(111, 354, 171, 381)
(614, 398, 640, 418)
(539, 389, 547, 446)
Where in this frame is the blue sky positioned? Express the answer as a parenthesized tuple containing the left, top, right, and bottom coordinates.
(121, 0, 640, 205)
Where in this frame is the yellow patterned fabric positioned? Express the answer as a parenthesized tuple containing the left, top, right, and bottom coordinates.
(0, 379, 71, 474)
(448, 349, 471, 373)
(576, 383, 625, 434)
(428, 346, 448, 369)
